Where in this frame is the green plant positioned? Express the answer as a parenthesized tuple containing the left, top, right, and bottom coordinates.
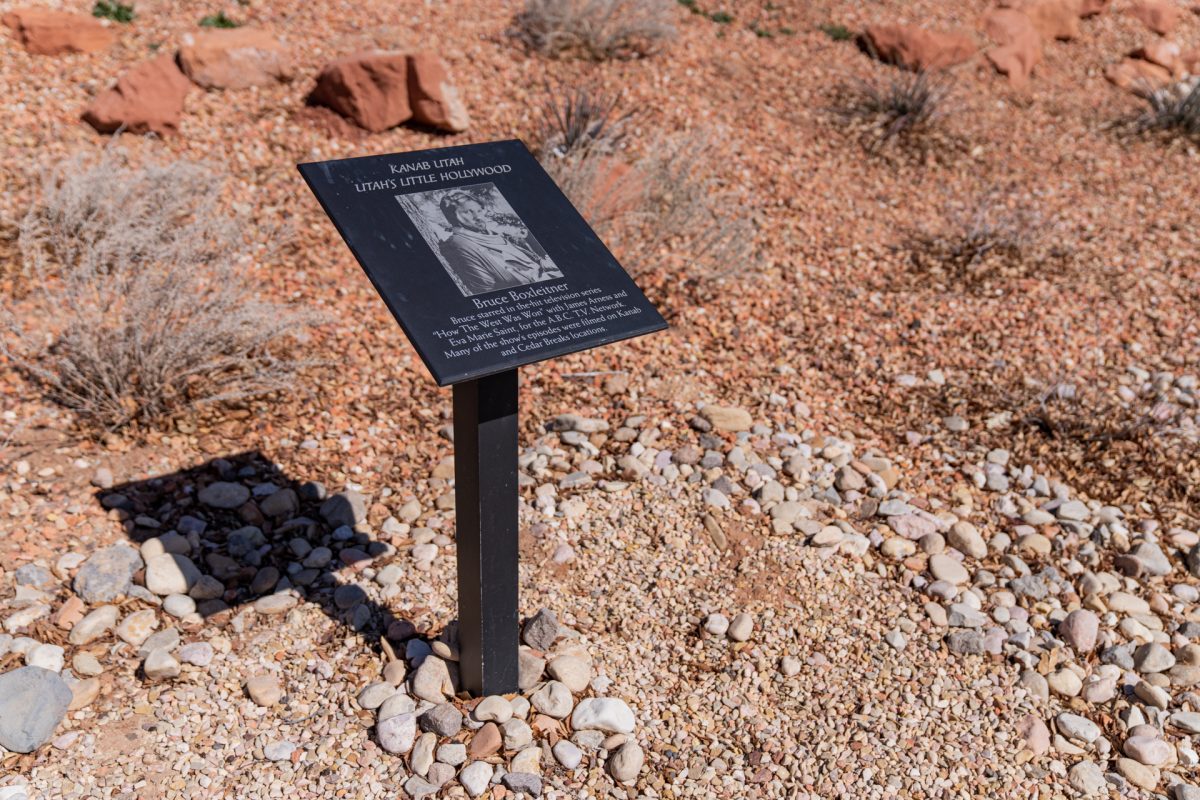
(820, 23, 852, 41)
(833, 69, 953, 152)
(4, 146, 316, 432)
(92, 1, 135, 23)
(199, 10, 240, 28)
(678, 0, 734, 24)
(515, 0, 675, 59)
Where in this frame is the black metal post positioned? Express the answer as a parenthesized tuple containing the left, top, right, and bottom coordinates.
(453, 368, 520, 696)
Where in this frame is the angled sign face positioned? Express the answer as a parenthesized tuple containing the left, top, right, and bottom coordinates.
(299, 139, 667, 386)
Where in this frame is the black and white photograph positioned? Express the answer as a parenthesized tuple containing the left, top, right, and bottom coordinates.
(396, 182, 565, 297)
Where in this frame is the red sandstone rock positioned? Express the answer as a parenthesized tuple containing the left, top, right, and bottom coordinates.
(861, 24, 977, 71)
(1105, 57, 1173, 94)
(1134, 39, 1184, 74)
(984, 9, 1044, 87)
(82, 54, 194, 136)
(309, 52, 412, 133)
(1128, 0, 1182, 35)
(406, 52, 470, 133)
(2, 7, 115, 55)
(177, 28, 294, 90)
(999, 0, 1082, 39)
(1079, 0, 1110, 15)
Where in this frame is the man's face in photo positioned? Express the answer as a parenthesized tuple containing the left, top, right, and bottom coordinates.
(456, 199, 489, 232)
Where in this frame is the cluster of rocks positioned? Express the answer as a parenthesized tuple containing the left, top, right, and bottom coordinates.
(2, 7, 468, 136)
(350, 608, 643, 797)
(859, 0, 1200, 90)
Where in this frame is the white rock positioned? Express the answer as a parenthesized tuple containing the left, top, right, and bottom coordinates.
(68, 605, 118, 645)
(571, 697, 635, 734)
(553, 739, 583, 769)
(377, 712, 416, 754)
(703, 613, 729, 636)
(472, 695, 513, 723)
(547, 656, 592, 693)
(26, 644, 64, 673)
(144, 554, 201, 597)
(530, 681, 573, 719)
(607, 741, 643, 783)
(458, 761, 493, 797)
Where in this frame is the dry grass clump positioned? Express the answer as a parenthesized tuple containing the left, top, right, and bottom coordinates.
(906, 189, 1066, 282)
(514, 0, 676, 60)
(1130, 79, 1200, 142)
(536, 89, 751, 280)
(535, 83, 631, 160)
(833, 70, 953, 152)
(3, 146, 316, 432)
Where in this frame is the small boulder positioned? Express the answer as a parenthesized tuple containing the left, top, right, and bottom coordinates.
(407, 52, 470, 132)
(571, 697, 635, 734)
(82, 54, 194, 136)
(144, 553, 202, 596)
(73, 545, 143, 603)
(177, 28, 293, 90)
(983, 10, 1044, 88)
(2, 8, 115, 55)
(310, 52, 412, 133)
(861, 24, 977, 71)
(1127, 0, 1181, 35)
(698, 404, 753, 432)
(998, 0, 1082, 40)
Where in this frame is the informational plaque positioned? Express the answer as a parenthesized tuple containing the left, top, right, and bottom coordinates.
(298, 140, 667, 386)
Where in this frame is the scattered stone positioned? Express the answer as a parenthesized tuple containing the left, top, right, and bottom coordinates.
(2, 8, 114, 55)
(699, 404, 753, 432)
(73, 546, 142, 603)
(0, 666, 72, 753)
(473, 695, 514, 723)
(929, 553, 969, 585)
(861, 24, 976, 71)
(553, 739, 583, 769)
(406, 52, 470, 133)
(458, 761, 493, 797)
(522, 608, 559, 650)
(502, 772, 542, 796)
(1117, 756, 1160, 791)
(411, 656, 453, 703)
(419, 703, 463, 737)
(607, 741, 644, 784)
(1060, 609, 1100, 653)
(263, 740, 296, 762)
(1057, 712, 1101, 743)
(376, 712, 417, 755)
(177, 28, 293, 90)
(1068, 760, 1108, 796)
(319, 490, 367, 529)
(1135, 642, 1176, 673)
(703, 613, 729, 636)
(571, 697, 635, 734)
(68, 605, 118, 646)
(468, 722, 502, 758)
(143, 649, 180, 681)
(198, 481, 250, 509)
(115, 609, 159, 646)
(727, 612, 753, 642)
(245, 675, 282, 707)
(178, 642, 214, 667)
(530, 681, 573, 718)
(1017, 714, 1050, 755)
(144, 553, 202, 596)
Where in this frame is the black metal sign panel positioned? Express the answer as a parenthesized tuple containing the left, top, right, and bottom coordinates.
(298, 140, 668, 386)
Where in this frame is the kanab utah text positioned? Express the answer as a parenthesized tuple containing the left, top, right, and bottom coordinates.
(353, 158, 512, 192)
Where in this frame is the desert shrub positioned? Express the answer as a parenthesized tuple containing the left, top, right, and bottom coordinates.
(515, 0, 676, 60)
(4, 146, 315, 432)
(541, 124, 752, 280)
(534, 84, 632, 160)
(833, 70, 953, 152)
(1130, 79, 1200, 142)
(92, 1, 135, 22)
(905, 188, 1065, 282)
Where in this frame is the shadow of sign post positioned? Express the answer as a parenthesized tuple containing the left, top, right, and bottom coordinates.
(298, 140, 667, 695)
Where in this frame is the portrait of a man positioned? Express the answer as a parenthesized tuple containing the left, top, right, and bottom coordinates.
(396, 183, 564, 297)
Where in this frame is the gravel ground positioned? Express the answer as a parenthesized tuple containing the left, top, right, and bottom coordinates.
(1, 0, 1199, 798)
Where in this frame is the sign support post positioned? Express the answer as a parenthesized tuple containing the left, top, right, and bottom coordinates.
(452, 368, 520, 695)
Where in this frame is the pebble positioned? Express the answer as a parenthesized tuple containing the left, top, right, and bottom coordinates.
(522, 608, 559, 651)
(473, 695, 514, 723)
(544, 739, 580, 771)
(510, 745, 541, 774)
(1068, 760, 1107, 795)
(502, 772, 542, 796)
(419, 703, 463, 737)
(357, 681, 396, 710)
(1135, 642, 1176, 673)
(263, 740, 296, 762)
(571, 697, 635, 734)
(26, 644, 64, 673)
(530, 681, 573, 718)
(779, 655, 801, 676)
(703, 613, 729, 636)
(607, 741, 644, 783)
(1124, 735, 1172, 766)
(1047, 669, 1083, 698)
(142, 649, 180, 681)
(929, 553, 969, 585)
(503, 718, 533, 750)
(115, 610, 159, 646)
(410, 657, 453, 703)
(199, 481, 250, 509)
(73, 545, 142, 603)
(410, 732, 436, 776)
(162, 594, 196, 618)
(726, 612, 753, 642)
(1057, 712, 1101, 743)
(468, 722, 501, 758)
(245, 675, 282, 707)
(0, 666, 73, 753)
(458, 761, 493, 797)
(1059, 609, 1100, 653)
(436, 742, 467, 766)
(178, 642, 214, 667)
(1116, 757, 1160, 791)
(376, 712, 416, 755)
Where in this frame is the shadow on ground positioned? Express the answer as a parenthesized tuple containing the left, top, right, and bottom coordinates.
(93, 451, 435, 658)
